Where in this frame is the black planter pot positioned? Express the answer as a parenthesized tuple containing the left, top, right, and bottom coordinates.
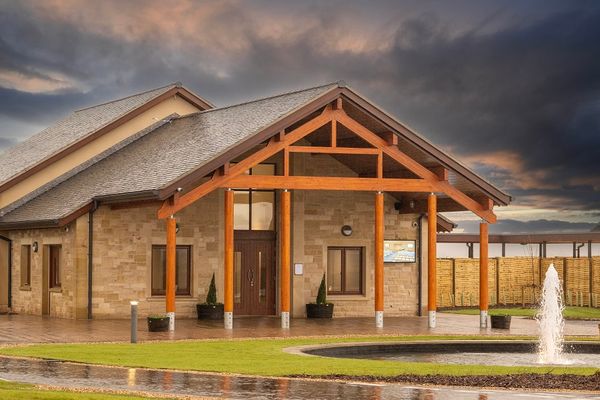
(197, 303, 224, 320)
(490, 315, 511, 329)
(147, 316, 170, 332)
(306, 303, 334, 318)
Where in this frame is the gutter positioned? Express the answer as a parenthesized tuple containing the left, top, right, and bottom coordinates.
(0, 234, 12, 310)
(87, 200, 98, 319)
(417, 214, 423, 316)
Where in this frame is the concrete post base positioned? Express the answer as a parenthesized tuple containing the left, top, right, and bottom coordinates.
(224, 312, 233, 330)
(281, 311, 290, 329)
(375, 311, 384, 328)
(167, 311, 175, 331)
(480, 310, 488, 328)
(428, 310, 436, 328)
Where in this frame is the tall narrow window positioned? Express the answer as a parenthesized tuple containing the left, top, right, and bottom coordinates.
(327, 247, 363, 295)
(233, 164, 275, 231)
(48, 245, 61, 289)
(20, 245, 31, 287)
(151, 245, 191, 296)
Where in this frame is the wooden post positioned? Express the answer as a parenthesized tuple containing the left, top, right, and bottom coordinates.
(479, 222, 489, 328)
(280, 189, 291, 329)
(224, 189, 234, 329)
(374, 191, 384, 327)
(427, 193, 437, 328)
(166, 216, 176, 331)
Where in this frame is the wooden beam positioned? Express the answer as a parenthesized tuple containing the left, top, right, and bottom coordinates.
(430, 166, 448, 181)
(377, 150, 383, 179)
(428, 193, 437, 327)
(280, 190, 291, 328)
(331, 119, 337, 147)
(166, 216, 176, 331)
(224, 189, 234, 329)
(437, 232, 600, 244)
(158, 109, 333, 218)
(223, 175, 434, 192)
(288, 146, 378, 155)
(283, 148, 290, 176)
(334, 97, 343, 110)
(334, 110, 496, 223)
(480, 222, 489, 322)
(381, 132, 398, 146)
(374, 192, 384, 327)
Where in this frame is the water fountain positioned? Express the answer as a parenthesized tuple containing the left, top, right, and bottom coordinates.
(536, 263, 566, 364)
(297, 262, 600, 367)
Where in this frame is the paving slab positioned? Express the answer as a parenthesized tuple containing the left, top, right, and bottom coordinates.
(0, 313, 597, 344)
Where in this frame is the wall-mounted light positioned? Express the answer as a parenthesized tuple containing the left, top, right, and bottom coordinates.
(409, 200, 415, 209)
(341, 225, 353, 237)
(32, 242, 38, 253)
(176, 223, 180, 234)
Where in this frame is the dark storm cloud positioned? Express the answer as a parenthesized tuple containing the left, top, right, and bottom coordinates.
(0, 0, 598, 219)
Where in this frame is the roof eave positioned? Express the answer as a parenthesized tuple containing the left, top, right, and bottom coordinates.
(0, 86, 212, 194)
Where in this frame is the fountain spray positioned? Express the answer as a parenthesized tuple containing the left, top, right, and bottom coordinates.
(536, 264, 565, 364)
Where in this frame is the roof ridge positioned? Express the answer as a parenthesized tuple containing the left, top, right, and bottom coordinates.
(176, 81, 341, 119)
(75, 82, 180, 112)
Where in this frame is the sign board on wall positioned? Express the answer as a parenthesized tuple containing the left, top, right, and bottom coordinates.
(384, 240, 416, 263)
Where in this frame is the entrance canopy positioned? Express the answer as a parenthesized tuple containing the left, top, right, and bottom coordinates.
(157, 87, 509, 222)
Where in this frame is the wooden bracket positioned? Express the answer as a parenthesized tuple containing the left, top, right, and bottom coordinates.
(381, 132, 398, 146)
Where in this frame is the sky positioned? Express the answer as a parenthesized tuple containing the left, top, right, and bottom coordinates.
(0, 0, 599, 234)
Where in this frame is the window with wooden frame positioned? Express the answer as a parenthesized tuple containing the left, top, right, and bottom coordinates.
(151, 245, 192, 296)
(20, 245, 31, 287)
(48, 245, 61, 289)
(233, 163, 276, 231)
(327, 247, 364, 295)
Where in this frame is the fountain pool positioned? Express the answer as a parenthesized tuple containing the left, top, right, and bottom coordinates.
(297, 341, 600, 367)
(296, 264, 600, 368)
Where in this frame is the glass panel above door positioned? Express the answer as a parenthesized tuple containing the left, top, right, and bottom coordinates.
(251, 191, 275, 230)
(234, 191, 250, 230)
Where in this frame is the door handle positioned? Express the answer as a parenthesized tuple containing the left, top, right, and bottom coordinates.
(248, 269, 255, 287)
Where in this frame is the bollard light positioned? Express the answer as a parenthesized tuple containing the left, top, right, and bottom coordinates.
(130, 301, 138, 344)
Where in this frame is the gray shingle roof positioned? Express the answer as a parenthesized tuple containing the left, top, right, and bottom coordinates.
(0, 83, 338, 224)
(0, 83, 181, 186)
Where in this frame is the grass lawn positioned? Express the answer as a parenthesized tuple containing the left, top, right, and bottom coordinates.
(0, 380, 176, 400)
(1, 335, 598, 378)
(443, 306, 600, 319)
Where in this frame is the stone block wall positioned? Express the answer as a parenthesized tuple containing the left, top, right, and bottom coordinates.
(91, 190, 223, 319)
(3, 221, 84, 319)
(295, 153, 420, 317)
(2, 151, 424, 320)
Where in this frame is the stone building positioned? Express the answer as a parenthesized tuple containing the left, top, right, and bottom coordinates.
(0, 82, 510, 328)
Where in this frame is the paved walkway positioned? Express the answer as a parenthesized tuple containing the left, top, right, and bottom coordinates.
(1, 356, 598, 399)
(0, 313, 597, 344)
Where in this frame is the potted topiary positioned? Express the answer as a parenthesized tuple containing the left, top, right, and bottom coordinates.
(306, 274, 334, 318)
(197, 273, 224, 320)
(147, 315, 170, 332)
(490, 313, 511, 329)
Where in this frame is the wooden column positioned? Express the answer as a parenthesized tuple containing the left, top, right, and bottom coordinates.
(224, 189, 234, 329)
(374, 191, 384, 327)
(427, 193, 437, 328)
(280, 189, 291, 329)
(479, 222, 489, 328)
(166, 216, 176, 331)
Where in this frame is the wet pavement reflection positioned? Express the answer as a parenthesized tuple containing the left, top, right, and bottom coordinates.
(0, 356, 598, 400)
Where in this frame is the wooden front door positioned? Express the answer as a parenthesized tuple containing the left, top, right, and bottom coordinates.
(234, 231, 276, 316)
